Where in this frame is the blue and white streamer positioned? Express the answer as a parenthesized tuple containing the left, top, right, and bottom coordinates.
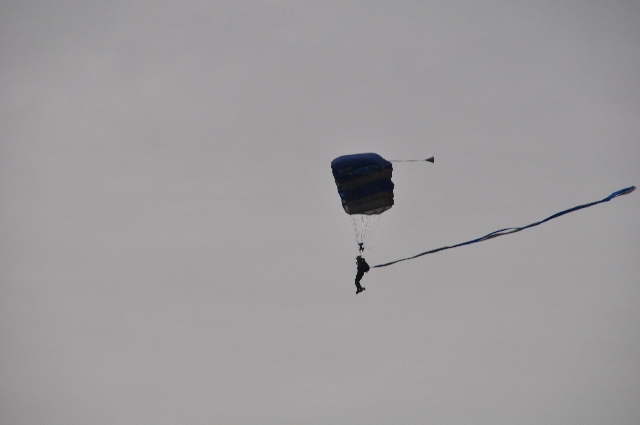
(374, 186, 636, 268)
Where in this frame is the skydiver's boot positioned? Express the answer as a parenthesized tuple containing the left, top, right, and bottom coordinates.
(356, 286, 365, 294)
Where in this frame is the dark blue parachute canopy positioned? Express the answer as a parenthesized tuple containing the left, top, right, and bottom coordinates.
(331, 153, 394, 215)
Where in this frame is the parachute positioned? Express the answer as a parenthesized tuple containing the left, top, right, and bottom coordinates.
(331, 153, 394, 252)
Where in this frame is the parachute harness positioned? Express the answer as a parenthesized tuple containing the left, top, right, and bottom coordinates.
(374, 186, 635, 268)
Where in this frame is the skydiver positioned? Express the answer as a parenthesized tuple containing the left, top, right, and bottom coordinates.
(355, 255, 370, 294)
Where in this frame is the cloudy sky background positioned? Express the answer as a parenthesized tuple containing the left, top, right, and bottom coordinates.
(2, 1, 639, 424)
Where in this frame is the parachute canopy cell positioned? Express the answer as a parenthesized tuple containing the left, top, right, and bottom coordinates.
(331, 153, 394, 215)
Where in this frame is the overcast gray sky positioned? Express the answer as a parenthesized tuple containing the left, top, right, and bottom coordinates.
(2, 1, 639, 424)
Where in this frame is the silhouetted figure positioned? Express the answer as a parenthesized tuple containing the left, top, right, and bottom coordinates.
(355, 255, 370, 294)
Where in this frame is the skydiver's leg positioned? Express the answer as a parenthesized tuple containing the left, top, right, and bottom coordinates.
(355, 272, 365, 293)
